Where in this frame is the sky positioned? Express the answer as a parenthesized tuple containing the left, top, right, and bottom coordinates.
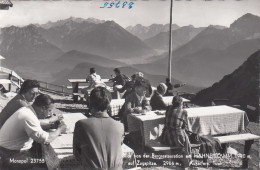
(0, 0, 260, 28)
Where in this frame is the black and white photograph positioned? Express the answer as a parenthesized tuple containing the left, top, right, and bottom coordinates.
(0, 0, 259, 169)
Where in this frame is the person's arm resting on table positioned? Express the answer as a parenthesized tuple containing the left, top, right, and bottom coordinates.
(40, 114, 63, 130)
(25, 118, 66, 144)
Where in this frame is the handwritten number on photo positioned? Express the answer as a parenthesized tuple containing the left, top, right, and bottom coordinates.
(100, 1, 134, 9)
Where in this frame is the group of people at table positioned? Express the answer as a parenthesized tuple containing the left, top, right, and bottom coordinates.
(0, 68, 192, 170)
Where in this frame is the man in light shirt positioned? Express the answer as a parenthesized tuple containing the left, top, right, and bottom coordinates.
(0, 79, 63, 130)
(0, 94, 66, 169)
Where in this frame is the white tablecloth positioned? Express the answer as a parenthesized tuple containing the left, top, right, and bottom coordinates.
(186, 105, 249, 136)
(62, 113, 87, 133)
(127, 105, 249, 147)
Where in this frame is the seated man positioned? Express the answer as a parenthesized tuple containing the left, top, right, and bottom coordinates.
(150, 83, 168, 110)
(110, 68, 126, 90)
(119, 78, 152, 130)
(73, 87, 124, 170)
(0, 94, 67, 169)
(165, 78, 173, 96)
(0, 79, 62, 130)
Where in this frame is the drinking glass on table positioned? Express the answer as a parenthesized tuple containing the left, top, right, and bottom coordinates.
(57, 120, 68, 134)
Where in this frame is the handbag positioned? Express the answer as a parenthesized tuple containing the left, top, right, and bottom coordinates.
(186, 130, 202, 144)
(177, 117, 202, 144)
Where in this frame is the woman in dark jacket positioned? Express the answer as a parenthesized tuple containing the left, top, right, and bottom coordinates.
(150, 83, 167, 110)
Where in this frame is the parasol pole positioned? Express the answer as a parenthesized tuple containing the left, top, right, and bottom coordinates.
(168, 0, 173, 82)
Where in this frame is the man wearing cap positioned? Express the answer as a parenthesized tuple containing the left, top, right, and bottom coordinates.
(150, 83, 168, 110)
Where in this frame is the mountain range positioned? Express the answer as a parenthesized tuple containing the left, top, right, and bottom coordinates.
(38, 19, 156, 59)
(0, 25, 63, 80)
(126, 23, 179, 40)
(0, 13, 259, 92)
(192, 50, 259, 122)
(144, 25, 205, 51)
(144, 13, 260, 87)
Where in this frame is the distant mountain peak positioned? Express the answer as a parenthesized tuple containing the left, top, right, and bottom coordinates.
(230, 13, 260, 33)
(208, 25, 227, 30)
(40, 17, 105, 29)
(126, 23, 179, 40)
(103, 20, 117, 26)
(240, 13, 259, 19)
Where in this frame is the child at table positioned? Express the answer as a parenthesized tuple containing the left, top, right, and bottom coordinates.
(160, 96, 191, 167)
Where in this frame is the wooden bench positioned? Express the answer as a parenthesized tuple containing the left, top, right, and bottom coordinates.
(67, 85, 88, 89)
(68, 79, 113, 102)
(72, 93, 85, 101)
(147, 133, 260, 168)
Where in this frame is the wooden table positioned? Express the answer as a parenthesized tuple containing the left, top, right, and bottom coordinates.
(68, 79, 113, 102)
(43, 113, 136, 170)
(127, 105, 249, 152)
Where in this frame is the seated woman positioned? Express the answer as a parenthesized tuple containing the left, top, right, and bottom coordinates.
(150, 83, 167, 110)
(119, 78, 151, 130)
(73, 87, 124, 170)
(160, 96, 191, 166)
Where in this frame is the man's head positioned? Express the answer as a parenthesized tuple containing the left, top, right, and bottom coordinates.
(113, 68, 121, 76)
(172, 96, 183, 108)
(19, 79, 40, 102)
(33, 94, 54, 119)
(157, 83, 167, 95)
(134, 78, 147, 96)
(90, 68, 96, 74)
(135, 72, 144, 78)
(166, 78, 170, 83)
(89, 87, 112, 112)
(131, 74, 136, 81)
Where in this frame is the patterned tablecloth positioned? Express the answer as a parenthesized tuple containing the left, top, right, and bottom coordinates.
(43, 113, 136, 169)
(109, 97, 190, 116)
(127, 105, 249, 148)
(110, 99, 125, 116)
(185, 105, 249, 136)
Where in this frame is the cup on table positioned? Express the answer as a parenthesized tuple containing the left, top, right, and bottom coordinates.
(58, 120, 69, 134)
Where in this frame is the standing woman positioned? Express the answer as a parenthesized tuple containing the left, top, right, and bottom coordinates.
(160, 96, 191, 167)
